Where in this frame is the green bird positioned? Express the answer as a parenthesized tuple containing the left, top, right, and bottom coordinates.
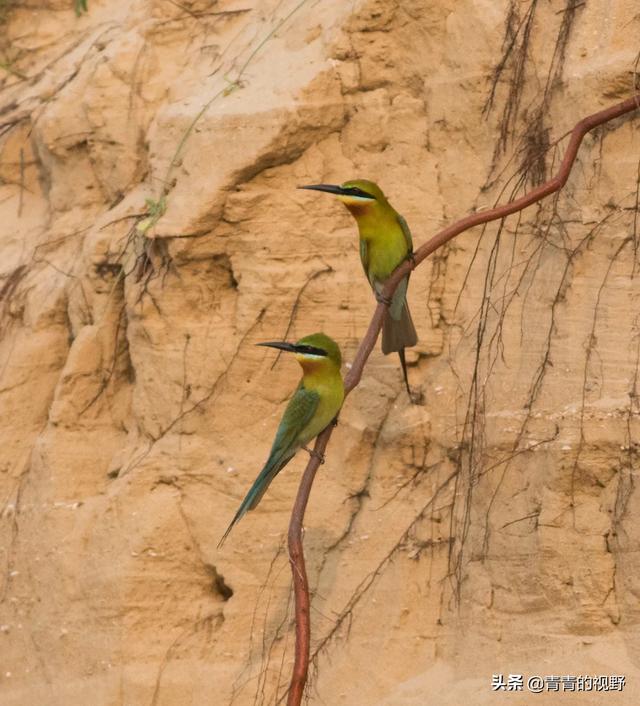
(218, 333, 344, 546)
(299, 179, 418, 398)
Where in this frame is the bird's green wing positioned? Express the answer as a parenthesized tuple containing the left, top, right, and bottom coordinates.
(218, 385, 320, 546)
(269, 385, 320, 465)
(390, 276, 409, 320)
(359, 237, 376, 288)
(396, 213, 414, 253)
(388, 213, 414, 320)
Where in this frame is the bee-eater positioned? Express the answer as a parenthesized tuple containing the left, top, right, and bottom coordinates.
(298, 179, 418, 398)
(218, 333, 344, 546)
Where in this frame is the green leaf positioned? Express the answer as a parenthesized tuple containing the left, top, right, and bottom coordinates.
(74, 0, 88, 17)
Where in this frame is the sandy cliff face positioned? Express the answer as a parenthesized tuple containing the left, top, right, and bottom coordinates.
(1, 1, 639, 704)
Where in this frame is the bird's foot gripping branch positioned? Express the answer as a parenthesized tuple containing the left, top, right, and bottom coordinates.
(302, 445, 326, 465)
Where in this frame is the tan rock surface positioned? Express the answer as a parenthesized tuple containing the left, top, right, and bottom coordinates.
(1, 1, 639, 704)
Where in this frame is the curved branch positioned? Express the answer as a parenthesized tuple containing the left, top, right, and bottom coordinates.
(286, 424, 333, 706)
(286, 93, 640, 705)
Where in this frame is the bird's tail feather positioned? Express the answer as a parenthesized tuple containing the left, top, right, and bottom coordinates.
(381, 300, 417, 354)
(382, 300, 417, 399)
(217, 453, 293, 547)
(397, 348, 412, 398)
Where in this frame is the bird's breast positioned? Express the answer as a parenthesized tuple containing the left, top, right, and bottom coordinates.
(297, 375, 344, 445)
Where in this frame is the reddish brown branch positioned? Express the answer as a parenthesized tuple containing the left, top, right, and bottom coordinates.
(286, 93, 640, 705)
(286, 424, 333, 706)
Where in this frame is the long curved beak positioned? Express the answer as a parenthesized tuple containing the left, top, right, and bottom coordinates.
(257, 341, 298, 353)
(297, 184, 347, 196)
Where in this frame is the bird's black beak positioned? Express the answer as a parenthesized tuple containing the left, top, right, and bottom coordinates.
(257, 341, 328, 357)
(297, 184, 348, 196)
(257, 341, 298, 353)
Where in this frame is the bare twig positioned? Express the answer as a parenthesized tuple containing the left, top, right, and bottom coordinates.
(284, 93, 640, 705)
(18, 147, 24, 217)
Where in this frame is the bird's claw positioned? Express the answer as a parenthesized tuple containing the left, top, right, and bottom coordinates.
(375, 291, 392, 307)
(303, 445, 325, 465)
(406, 250, 416, 268)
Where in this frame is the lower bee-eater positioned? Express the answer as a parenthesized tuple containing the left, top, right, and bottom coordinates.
(218, 333, 344, 546)
(299, 179, 418, 398)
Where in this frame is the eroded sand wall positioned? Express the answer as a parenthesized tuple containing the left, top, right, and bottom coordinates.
(0, 1, 639, 704)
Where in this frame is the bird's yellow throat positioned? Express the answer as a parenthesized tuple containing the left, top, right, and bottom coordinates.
(295, 354, 339, 387)
(337, 194, 375, 218)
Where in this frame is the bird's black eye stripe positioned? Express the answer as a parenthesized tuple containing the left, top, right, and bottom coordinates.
(344, 187, 374, 199)
(295, 345, 328, 356)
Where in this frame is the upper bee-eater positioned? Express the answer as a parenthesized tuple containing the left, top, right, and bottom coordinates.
(218, 333, 344, 546)
(298, 179, 418, 398)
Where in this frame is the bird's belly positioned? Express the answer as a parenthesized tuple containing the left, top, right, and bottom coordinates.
(367, 235, 407, 283)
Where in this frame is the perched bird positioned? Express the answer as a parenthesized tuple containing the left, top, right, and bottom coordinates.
(218, 333, 344, 546)
(299, 180, 418, 398)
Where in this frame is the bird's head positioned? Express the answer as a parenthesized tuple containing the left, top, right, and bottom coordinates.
(257, 333, 342, 373)
(298, 179, 388, 218)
